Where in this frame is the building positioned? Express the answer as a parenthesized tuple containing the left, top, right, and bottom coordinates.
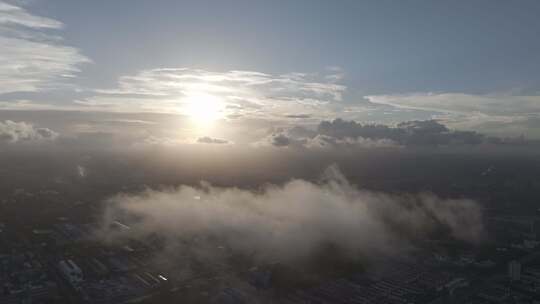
(58, 259, 83, 288)
(508, 260, 521, 281)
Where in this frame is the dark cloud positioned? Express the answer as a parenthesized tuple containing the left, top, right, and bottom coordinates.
(271, 134, 291, 147)
(197, 136, 230, 144)
(260, 118, 535, 149)
(285, 114, 312, 119)
(287, 126, 317, 138)
(398, 120, 449, 134)
(254, 130, 310, 148)
(318, 118, 486, 146)
(318, 118, 405, 141)
(260, 130, 399, 149)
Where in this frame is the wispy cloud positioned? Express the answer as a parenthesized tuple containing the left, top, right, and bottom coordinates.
(366, 93, 540, 137)
(0, 2, 61, 28)
(81, 67, 347, 118)
(0, 1, 89, 94)
(366, 93, 540, 116)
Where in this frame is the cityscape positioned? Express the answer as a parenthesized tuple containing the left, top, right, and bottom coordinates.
(1, 156, 540, 303)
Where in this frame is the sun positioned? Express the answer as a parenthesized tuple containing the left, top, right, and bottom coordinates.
(183, 93, 225, 125)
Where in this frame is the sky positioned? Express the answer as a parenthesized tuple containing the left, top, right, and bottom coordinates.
(1, 0, 540, 145)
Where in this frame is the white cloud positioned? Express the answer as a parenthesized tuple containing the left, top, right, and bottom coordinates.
(0, 119, 58, 143)
(99, 167, 484, 263)
(307, 134, 400, 149)
(366, 93, 540, 116)
(0, 2, 61, 28)
(0, 1, 89, 94)
(0, 99, 66, 110)
(81, 67, 347, 118)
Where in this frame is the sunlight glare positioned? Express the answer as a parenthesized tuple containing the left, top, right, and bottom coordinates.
(184, 93, 225, 125)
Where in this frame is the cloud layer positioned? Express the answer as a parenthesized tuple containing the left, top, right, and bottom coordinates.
(258, 118, 491, 149)
(99, 167, 484, 263)
(80, 67, 346, 119)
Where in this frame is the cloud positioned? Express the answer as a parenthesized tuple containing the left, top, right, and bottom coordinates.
(256, 119, 490, 149)
(98, 166, 484, 264)
(285, 114, 312, 119)
(317, 118, 485, 146)
(100, 119, 157, 126)
(308, 134, 399, 149)
(135, 135, 232, 147)
(253, 129, 310, 148)
(0, 120, 58, 143)
(453, 116, 540, 139)
(318, 118, 406, 141)
(0, 1, 61, 28)
(139, 135, 184, 147)
(0, 1, 89, 94)
(197, 136, 230, 144)
(271, 133, 292, 147)
(80, 67, 347, 118)
(366, 93, 540, 138)
(256, 130, 399, 150)
(366, 93, 540, 116)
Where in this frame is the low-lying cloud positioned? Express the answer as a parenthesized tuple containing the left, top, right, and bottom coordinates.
(99, 167, 484, 264)
(319, 118, 486, 146)
(257, 131, 399, 149)
(0, 120, 58, 143)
